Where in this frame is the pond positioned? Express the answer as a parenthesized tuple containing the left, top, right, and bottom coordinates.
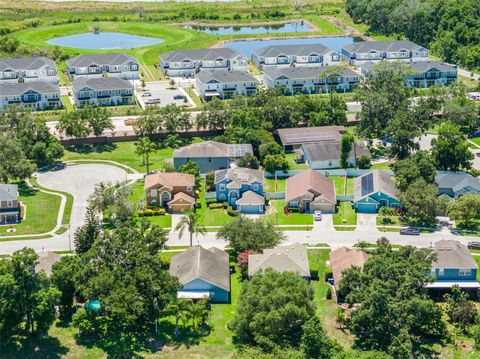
(186, 21, 314, 35)
(47, 32, 164, 50)
(224, 36, 362, 58)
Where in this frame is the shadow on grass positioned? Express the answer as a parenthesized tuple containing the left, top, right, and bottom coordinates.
(65, 143, 117, 155)
(18, 181, 38, 197)
(0, 334, 69, 359)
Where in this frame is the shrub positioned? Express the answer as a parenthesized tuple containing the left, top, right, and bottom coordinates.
(310, 269, 319, 281)
(160, 254, 170, 270)
(288, 207, 299, 213)
(379, 206, 397, 216)
(222, 201, 229, 209)
(357, 155, 372, 169)
(195, 202, 202, 209)
(326, 286, 333, 300)
(209, 202, 224, 209)
(205, 198, 218, 205)
(227, 206, 240, 217)
(324, 269, 332, 282)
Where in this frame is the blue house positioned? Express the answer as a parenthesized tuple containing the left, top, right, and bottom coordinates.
(169, 246, 230, 303)
(173, 141, 253, 174)
(435, 172, 480, 199)
(214, 167, 265, 214)
(353, 170, 400, 213)
(426, 240, 479, 295)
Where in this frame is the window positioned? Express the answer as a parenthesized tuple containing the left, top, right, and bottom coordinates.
(438, 268, 444, 276)
(253, 183, 258, 190)
(7, 200, 13, 208)
(150, 189, 157, 197)
(208, 157, 212, 163)
(459, 269, 472, 276)
(187, 186, 192, 192)
(219, 184, 225, 191)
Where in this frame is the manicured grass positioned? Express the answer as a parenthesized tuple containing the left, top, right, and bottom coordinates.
(376, 215, 403, 227)
(196, 183, 234, 228)
(266, 200, 313, 226)
(370, 162, 393, 170)
(60, 95, 74, 112)
(346, 177, 354, 195)
(470, 137, 480, 147)
(474, 257, 480, 280)
(458, 75, 479, 90)
(62, 141, 173, 173)
(331, 175, 346, 195)
(184, 86, 204, 109)
(264, 178, 287, 193)
(285, 153, 309, 170)
(334, 226, 356, 231)
(30, 177, 73, 226)
(332, 202, 357, 226)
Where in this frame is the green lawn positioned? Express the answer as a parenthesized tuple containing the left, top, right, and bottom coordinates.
(267, 200, 313, 226)
(30, 177, 73, 226)
(196, 183, 234, 228)
(63, 141, 174, 173)
(370, 162, 393, 170)
(346, 177, 354, 195)
(0, 182, 61, 236)
(60, 95, 74, 112)
(285, 153, 309, 170)
(264, 178, 287, 193)
(376, 215, 403, 227)
(333, 202, 357, 226)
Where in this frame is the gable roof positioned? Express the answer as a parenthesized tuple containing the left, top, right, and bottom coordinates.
(35, 252, 61, 276)
(360, 60, 456, 74)
(302, 141, 371, 163)
(72, 77, 133, 92)
(173, 141, 253, 159)
(0, 81, 60, 96)
(0, 184, 18, 202)
(286, 169, 335, 203)
(170, 246, 230, 291)
(160, 48, 244, 62)
(248, 243, 310, 277)
(263, 65, 358, 81)
(354, 170, 398, 202)
(0, 57, 55, 72)
(66, 53, 137, 68)
(144, 172, 195, 190)
(168, 192, 195, 205)
(275, 126, 345, 147)
(253, 44, 333, 57)
(435, 172, 480, 193)
(236, 190, 265, 206)
(329, 247, 369, 289)
(196, 70, 258, 84)
(343, 40, 425, 54)
(214, 167, 263, 186)
(433, 240, 478, 270)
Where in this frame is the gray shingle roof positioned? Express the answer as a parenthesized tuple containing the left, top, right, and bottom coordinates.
(0, 81, 60, 96)
(0, 57, 55, 72)
(72, 77, 133, 92)
(303, 141, 371, 163)
(236, 190, 265, 206)
(275, 126, 344, 146)
(253, 44, 333, 57)
(169, 246, 230, 291)
(0, 184, 18, 202)
(160, 48, 244, 62)
(173, 141, 252, 159)
(435, 172, 480, 193)
(343, 40, 425, 53)
(360, 60, 456, 74)
(35, 252, 61, 276)
(214, 167, 263, 186)
(354, 170, 398, 202)
(196, 70, 257, 84)
(263, 65, 358, 80)
(66, 53, 137, 68)
(248, 243, 310, 277)
(433, 240, 478, 270)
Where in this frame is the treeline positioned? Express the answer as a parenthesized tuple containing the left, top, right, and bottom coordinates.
(345, 0, 480, 69)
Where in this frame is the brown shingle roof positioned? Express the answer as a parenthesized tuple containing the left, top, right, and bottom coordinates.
(433, 240, 478, 270)
(329, 247, 369, 290)
(35, 252, 62, 276)
(248, 243, 310, 277)
(144, 172, 194, 190)
(286, 169, 336, 204)
(275, 126, 345, 147)
(168, 192, 195, 205)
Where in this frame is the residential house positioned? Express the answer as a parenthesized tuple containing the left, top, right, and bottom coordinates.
(263, 66, 360, 95)
(274, 125, 345, 152)
(360, 60, 457, 88)
(144, 172, 195, 212)
(353, 170, 400, 213)
(426, 240, 479, 295)
(329, 247, 369, 294)
(35, 252, 61, 276)
(248, 243, 310, 280)
(300, 141, 371, 169)
(214, 167, 265, 214)
(72, 77, 134, 108)
(196, 70, 258, 100)
(252, 44, 341, 68)
(0, 57, 58, 83)
(170, 246, 230, 303)
(435, 172, 480, 199)
(0, 184, 20, 224)
(173, 141, 253, 173)
(66, 53, 140, 80)
(0, 81, 62, 111)
(286, 169, 336, 213)
(341, 40, 429, 66)
(160, 48, 247, 77)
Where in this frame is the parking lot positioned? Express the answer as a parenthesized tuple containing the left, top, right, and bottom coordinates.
(136, 81, 195, 109)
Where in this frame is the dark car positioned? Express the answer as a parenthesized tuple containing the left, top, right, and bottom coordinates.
(467, 242, 480, 250)
(399, 227, 420, 236)
(468, 130, 480, 139)
(51, 163, 66, 171)
(174, 94, 185, 100)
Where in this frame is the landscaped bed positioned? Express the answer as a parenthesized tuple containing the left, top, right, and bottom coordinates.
(266, 200, 313, 226)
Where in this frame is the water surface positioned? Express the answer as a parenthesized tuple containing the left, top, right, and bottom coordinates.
(186, 21, 313, 35)
(47, 32, 164, 50)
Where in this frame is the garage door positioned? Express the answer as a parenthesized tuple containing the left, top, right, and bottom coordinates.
(238, 204, 262, 214)
(356, 203, 378, 213)
(311, 203, 335, 213)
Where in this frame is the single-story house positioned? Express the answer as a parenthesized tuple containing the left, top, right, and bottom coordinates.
(35, 251, 61, 276)
(248, 243, 310, 280)
(300, 141, 371, 169)
(426, 240, 479, 295)
(214, 167, 265, 214)
(435, 172, 480, 199)
(169, 246, 230, 303)
(274, 125, 345, 152)
(0, 184, 21, 224)
(173, 141, 253, 173)
(329, 247, 369, 293)
(353, 170, 400, 213)
(144, 172, 195, 212)
(286, 169, 336, 213)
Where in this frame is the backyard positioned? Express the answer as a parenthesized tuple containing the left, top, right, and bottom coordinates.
(333, 202, 357, 230)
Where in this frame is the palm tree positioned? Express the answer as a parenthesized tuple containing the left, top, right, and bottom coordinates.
(135, 136, 156, 173)
(167, 300, 189, 336)
(175, 209, 206, 246)
(186, 300, 209, 332)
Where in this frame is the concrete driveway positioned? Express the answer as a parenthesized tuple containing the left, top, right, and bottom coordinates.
(355, 213, 378, 232)
(313, 214, 334, 231)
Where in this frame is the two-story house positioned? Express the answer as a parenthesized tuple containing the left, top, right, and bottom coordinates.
(263, 66, 360, 95)
(160, 48, 247, 77)
(214, 167, 265, 214)
(0, 57, 58, 84)
(71, 77, 134, 108)
(144, 172, 195, 212)
(0, 81, 62, 111)
(341, 40, 428, 66)
(0, 184, 21, 224)
(252, 44, 341, 69)
(66, 54, 140, 80)
(196, 70, 258, 100)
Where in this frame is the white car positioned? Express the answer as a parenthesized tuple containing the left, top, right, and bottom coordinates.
(314, 211, 322, 221)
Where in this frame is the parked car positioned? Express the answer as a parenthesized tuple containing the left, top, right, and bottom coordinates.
(174, 94, 185, 100)
(313, 210, 322, 221)
(467, 242, 480, 250)
(141, 92, 152, 97)
(468, 130, 480, 139)
(145, 98, 161, 105)
(50, 163, 66, 171)
(399, 227, 420, 236)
